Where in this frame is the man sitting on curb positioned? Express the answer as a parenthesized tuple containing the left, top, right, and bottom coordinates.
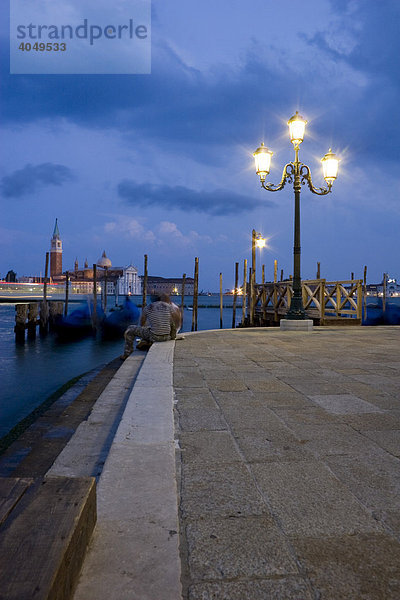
(120, 294, 182, 359)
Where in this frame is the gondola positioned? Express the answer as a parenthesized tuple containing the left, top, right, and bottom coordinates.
(362, 298, 400, 326)
(54, 302, 104, 340)
(101, 297, 140, 338)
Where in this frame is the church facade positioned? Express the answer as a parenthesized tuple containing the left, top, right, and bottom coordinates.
(70, 251, 123, 294)
(118, 265, 141, 295)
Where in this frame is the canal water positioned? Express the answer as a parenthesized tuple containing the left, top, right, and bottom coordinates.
(0, 296, 242, 438)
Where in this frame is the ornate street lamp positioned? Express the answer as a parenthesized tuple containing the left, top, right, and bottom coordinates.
(255, 233, 267, 249)
(251, 229, 267, 278)
(253, 111, 339, 324)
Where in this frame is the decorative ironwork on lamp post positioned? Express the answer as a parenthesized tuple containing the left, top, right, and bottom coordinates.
(253, 111, 339, 320)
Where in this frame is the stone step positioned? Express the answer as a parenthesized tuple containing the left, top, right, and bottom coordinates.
(0, 476, 96, 600)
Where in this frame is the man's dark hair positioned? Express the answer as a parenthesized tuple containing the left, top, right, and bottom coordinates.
(151, 294, 171, 303)
(159, 294, 171, 303)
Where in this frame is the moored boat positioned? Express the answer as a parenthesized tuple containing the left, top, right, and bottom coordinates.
(101, 297, 140, 338)
(362, 297, 400, 326)
(54, 301, 105, 339)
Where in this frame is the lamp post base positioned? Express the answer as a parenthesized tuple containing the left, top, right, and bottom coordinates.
(280, 319, 313, 331)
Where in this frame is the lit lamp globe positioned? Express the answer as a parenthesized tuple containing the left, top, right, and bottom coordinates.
(253, 143, 273, 182)
(321, 149, 339, 186)
(288, 111, 307, 146)
(255, 236, 266, 249)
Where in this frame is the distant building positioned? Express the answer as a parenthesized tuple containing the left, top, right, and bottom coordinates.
(118, 264, 141, 295)
(18, 276, 45, 283)
(366, 274, 400, 297)
(142, 276, 195, 296)
(50, 219, 63, 280)
(69, 251, 123, 294)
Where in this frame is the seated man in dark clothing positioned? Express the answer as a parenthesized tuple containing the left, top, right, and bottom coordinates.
(121, 294, 181, 359)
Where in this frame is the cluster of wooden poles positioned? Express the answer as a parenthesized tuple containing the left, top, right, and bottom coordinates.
(14, 252, 114, 342)
(140, 252, 277, 332)
(140, 252, 375, 332)
(15, 247, 384, 341)
(14, 252, 61, 342)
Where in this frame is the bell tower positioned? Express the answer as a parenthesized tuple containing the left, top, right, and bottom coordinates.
(50, 218, 63, 279)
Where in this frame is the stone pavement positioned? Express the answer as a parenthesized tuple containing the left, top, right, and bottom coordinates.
(47, 326, 400, 600)
(174, 327, 400, 599)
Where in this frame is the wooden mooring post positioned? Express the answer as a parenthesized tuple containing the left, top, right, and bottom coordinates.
(40, 252, 50, 335)
(363, 266, 367, 320)
(103, 266, 108, 311)
(39, 301, 49, 335)
(274, 260, 278, 322)
(261, 264, 266, 323)
(180, 273, 186, 319)
(114, 276, 119, 307)
(250, 269, 255, 326)
(251, 229, 256, 278)
(192, 257, 199, 332)
(248, 268, 252, 326)
(92, 264, 97, 327)
(43, 252, 49, 303)
(383, 272, 387, 313)
(15, 304, 28, 343)
(64, 271, 69, 316)
(49, 302, 63, 330)
(232, 262, 239, 329)
(142, 254, 148, 308)
(241, 259, 247, 326)
(27, 304, 39, 339)
(219, 273, 223, 329)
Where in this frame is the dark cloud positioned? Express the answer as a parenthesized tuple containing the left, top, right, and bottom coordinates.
(308, 1, 400, 83)
(302, 1, 400, 162)
(329, 0, 400, 80)
(0, 31, 333, 148)
(118, 180, 275, 216)
(1, 163, 74, 198)
(1, 1, 399, 169)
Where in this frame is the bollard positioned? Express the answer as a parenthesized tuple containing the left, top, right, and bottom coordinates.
(49, 301, 63, 330)
(27, 303, 39, 339)
(39, 301, 49, 335)
(15, 304, 28, 343)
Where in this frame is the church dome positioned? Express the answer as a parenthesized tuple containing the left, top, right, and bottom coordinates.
(97, 250, 112, 268)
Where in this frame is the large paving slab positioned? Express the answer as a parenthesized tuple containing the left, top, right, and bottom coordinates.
(174, 326, 400, 600)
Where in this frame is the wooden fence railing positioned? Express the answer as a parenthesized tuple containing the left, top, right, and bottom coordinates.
(253, 278, 363, 325)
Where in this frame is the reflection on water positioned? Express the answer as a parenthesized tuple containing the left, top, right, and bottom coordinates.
(0, 296, 242, 437)
(0, 304, 123, 437)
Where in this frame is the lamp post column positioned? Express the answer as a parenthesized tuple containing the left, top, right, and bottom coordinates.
(251, 229, 256, 278)
(287, 149, 306, 319)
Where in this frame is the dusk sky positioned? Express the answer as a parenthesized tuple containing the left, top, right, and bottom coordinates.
(1, 0, 399, 291)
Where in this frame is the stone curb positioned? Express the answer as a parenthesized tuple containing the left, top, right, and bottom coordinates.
(73, 341, 182, 600)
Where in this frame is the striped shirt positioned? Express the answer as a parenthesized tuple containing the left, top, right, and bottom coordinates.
(142, 301, 174, 336)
